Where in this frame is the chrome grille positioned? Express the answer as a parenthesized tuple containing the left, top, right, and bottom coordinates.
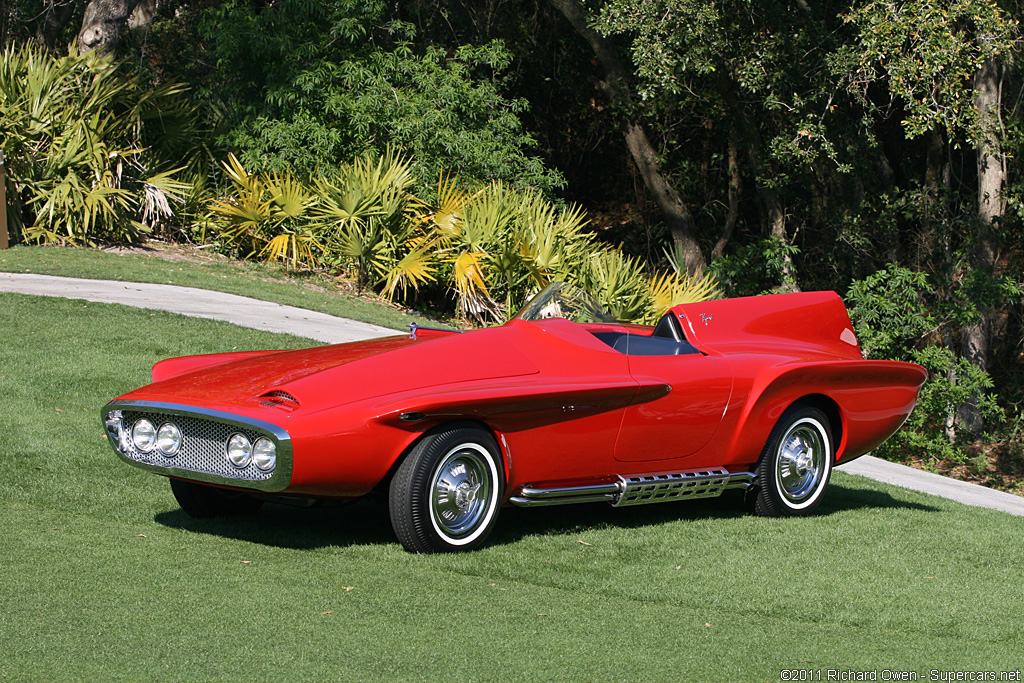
(119, 410, 273, 482)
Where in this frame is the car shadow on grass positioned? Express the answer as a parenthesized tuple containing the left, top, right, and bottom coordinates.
(153, 481, 938, 551)
(820, 481, 940, 515)
(154, 496, 397, 550)
(487, 483, 938, 547)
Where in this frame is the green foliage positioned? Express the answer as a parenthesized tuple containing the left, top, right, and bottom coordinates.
(206, 154, 321, 269)
(202, 150, 719, 323)
(846, 266, 935, 360)
(846, 266, 1006, 463)
(313, 149, 423, 291)
(0, 46, 197, 245)
(883, 344, 1004, 463)
(414, 176, 720, 323)
(841, 0, 1016, 140)
(421, 180, 593, 320)
(707, 237, 802, 297)
(193, 0, 561, 193)
(594, 0, 852, 171)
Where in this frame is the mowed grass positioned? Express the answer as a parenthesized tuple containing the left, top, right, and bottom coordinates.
(2, 293, 1023, 681)
(0, 244, 424, 331)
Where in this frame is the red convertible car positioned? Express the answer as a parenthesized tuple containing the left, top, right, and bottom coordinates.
(103, 282, 926, 552)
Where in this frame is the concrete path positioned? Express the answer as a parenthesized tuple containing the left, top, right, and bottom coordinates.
(0, 272, 398, 344)
(839, 455, 1024, 516)
(3, 271, 1023, 517)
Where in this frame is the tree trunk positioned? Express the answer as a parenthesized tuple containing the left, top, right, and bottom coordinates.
(958, 55, 1003, 436)
(547, 0, 706, 275)
(129, 0, 157, 29)
(77, 0, 141, 55)
(718, 73, 798, 289)
(712, 130, 740, 260)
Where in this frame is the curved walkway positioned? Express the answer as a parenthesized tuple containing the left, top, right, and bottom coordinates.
(0, 272, 398, 344)
(3, 271, 1023, 517)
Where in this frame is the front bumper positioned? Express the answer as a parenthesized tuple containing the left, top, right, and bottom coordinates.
(102, 400, 293, 493)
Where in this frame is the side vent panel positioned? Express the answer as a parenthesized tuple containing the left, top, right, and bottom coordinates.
(509, 468, 754, 508)
(615, 469, 730, 506)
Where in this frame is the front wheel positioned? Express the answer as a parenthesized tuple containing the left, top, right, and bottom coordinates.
(389, 424, 504, 553)
(750, 405, 833, 517)
(169, 478, 264, 518)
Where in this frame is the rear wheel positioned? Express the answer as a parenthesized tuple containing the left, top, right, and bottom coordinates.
(169, 479, 264, 518)
(389, 424, 504, 553)
(750, 405, 833, 517)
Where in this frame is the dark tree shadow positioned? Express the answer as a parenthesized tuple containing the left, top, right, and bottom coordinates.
(154, 481, 940, 551)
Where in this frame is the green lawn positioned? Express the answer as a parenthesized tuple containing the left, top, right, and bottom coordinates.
(1, 292, 1023, 681)
(0, 244, 428, 331)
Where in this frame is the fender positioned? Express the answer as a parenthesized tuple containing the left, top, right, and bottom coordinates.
(152, 351, 282, 382)
(723, 359, 927, 466)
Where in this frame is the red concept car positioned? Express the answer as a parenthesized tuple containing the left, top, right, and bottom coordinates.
(103, 282, 927, 553)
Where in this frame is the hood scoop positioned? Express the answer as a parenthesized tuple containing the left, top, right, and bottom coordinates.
(257, 390, 301, 412)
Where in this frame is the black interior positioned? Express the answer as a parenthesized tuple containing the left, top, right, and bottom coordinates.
(592, 313, 699, 356)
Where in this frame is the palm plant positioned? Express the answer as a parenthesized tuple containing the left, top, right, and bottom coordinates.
(448, 182, 518, 319)
(579, 250, 651, 322)
(207, 154, 320, 269)
(646, 270, 721, 321)
(312, 149, 423, 290)
(513, 191, 593, 288)
(0, 46, 196, 245)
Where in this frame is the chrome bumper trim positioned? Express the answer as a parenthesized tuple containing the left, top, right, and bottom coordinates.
(510, 469, 755, 508)
(101, 399, 293, 493)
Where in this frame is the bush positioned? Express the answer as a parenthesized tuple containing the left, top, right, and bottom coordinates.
(846, 266, 1004, 464)
(202, 151, 720, 323)
(0, 46, 198, 245)
(195, 0, 562, 194)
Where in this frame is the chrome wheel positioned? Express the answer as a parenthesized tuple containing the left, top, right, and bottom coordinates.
(775, 419, 827, 505)
(751, 405, 833, 517)
(429, 444, 494, 540)
(389, 424, 504, 553)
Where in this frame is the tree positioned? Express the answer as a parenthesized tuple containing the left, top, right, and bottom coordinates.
(77, 0, 141, 54)
(843, 0, 1017, 436)
(547, 0, 706, 275)
(591, 0, 859, 288)
(181, 0, 561, 193)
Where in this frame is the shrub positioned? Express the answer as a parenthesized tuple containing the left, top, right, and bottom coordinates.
(202, 151, 720, 322)
(846, 266, 1004, 464)
(0, 46, 197, 245)
(206, 154, 321, 269)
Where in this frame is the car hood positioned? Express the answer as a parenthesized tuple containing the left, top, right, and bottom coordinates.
(123, 326, 540, 412)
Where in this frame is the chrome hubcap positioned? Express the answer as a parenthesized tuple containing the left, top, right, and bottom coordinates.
(776, 421, 826, 503)
(430, 446, 492, 539)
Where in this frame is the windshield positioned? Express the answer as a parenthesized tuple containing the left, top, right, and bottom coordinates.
(512, 282, 619, 324)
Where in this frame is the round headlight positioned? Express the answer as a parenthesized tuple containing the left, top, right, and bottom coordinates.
(132, 419, 157, 452)
(156, 422, 182, 457)
(252, 438, 277, 472)
(226, 433, 252, 468)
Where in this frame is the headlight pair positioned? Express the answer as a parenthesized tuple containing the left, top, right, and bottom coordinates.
(131, 419, 182, 457)
(226, 433, 276, 472)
